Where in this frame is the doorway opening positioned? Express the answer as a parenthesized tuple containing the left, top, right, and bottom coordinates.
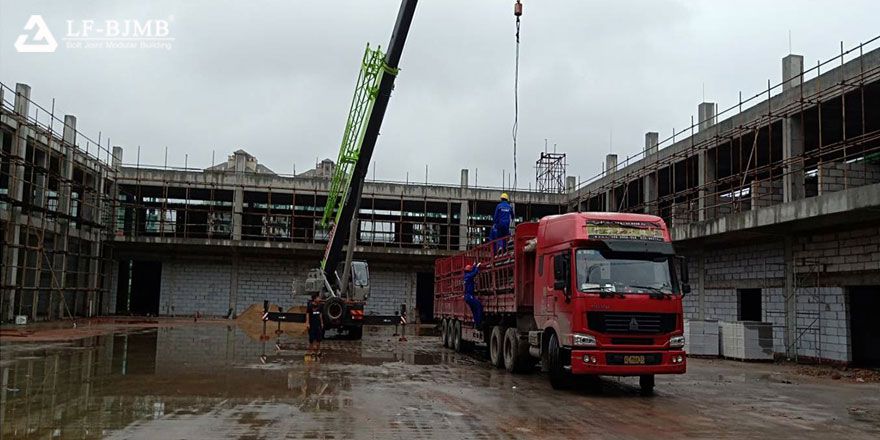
(849, 286, 880, 367)
(116, 260, 162, 315)
(737, 288, 762, 321)
(416, 272, 434, 323)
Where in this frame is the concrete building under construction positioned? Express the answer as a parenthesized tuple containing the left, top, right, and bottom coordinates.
(2, 41, 879, 365)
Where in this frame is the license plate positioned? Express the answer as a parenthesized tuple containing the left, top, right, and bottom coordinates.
(623, 355, 645, 365)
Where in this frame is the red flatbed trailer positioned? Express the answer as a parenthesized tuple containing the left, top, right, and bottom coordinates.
(434, 212, 690, 394)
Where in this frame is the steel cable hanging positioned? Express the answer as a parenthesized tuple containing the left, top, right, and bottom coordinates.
(512, 1, 522, 191)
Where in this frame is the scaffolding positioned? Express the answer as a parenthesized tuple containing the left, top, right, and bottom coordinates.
(535, 151, 567, 194)
(571, 38, 880, 228)
(0, 82, 118, 322)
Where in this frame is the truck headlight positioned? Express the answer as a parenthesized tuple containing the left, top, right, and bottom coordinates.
(571, 333, 597, 347)
(669, 336, 685, 349)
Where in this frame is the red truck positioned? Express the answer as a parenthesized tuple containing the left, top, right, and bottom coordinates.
(434, 212, 690, 394)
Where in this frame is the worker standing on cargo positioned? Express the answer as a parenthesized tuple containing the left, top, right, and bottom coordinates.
(306, 293, 324, 359)
(463, 263, 484, 329)
(489, 193, 514, 253)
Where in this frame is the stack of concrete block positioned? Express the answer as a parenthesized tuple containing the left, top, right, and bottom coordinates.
(683, 319, 719, 356)
(719, 321, 774, 361)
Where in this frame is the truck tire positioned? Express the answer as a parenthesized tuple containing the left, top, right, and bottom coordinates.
(503, 327, 531, 373)
(324, 297, 345, 322)
(547, 332, 571, 390)
(639, 374, 655, 396)
(440, 319, 449, 348)
(489, 326, 505, 368)
(453, 320, 464, 353)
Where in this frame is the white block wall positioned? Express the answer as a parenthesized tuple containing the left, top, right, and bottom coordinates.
(160, 261, 232, 316)
(794, 287, 849, 362)
(155, 258, 417, 317)
(678, 223, 877, 363)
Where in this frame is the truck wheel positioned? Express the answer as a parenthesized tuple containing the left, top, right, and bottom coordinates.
(547, 333, 571, 390)
(440, 319, 449, 348)
(639, 375, 655, 396)
(453, 320, 464, 353)
(503, 327, 531, 373)
(489, 326, 505, 368)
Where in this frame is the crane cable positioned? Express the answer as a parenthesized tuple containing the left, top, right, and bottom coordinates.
(512, 1, 522, 191)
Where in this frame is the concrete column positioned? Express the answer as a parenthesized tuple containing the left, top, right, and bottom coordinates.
(233, 186, 243, 240)
(58, 116, 77, 217)
(86, 164, 106, 317)
(56, 115, 76, 319)
(604, 154, 618, 212)
(697, 107, 719, 222)
(460, 169, 468, 188)
(33, 149, 48, 209)
(782, 54, 804, 91)
(643, 172, 658, 215)
(565, 176, 576, 193)
(698, 150, 717, 222)
(645, 132, 659, 156)
(698, 102, 716, 132)
(783, 236, 796, 357)
(1, 84, 31, 321)
(605, 154, 618, 175)
(643, 133, 659, 214)
(112, 146, 123, 169)
(782, 55, 806, 203)
(458, 201, 469, 251)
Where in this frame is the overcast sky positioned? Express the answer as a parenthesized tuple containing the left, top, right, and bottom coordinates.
(2, 0, 878, 188)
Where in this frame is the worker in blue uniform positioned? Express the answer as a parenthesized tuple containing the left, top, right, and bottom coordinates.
(463, 263, 483, 329)
(488, 192, 513, 253)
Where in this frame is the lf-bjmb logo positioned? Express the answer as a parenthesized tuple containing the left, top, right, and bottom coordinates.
(15, 15, 58, 53)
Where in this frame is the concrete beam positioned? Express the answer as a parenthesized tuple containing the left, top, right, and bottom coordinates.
(672, 183, 880, 242)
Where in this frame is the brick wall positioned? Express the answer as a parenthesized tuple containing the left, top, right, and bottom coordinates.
(160, 261, 232, 316)
(750, 179, 783, 209)
(155, 258, 416, 317)
(681, 229, 867, 362)
(794, 287, 849, 362)
(366, 270, 416, 316)
(762, 287, 786, 353)
(793, 225, 880, 274)
(703, 242, 784, 287)
(818, 160, 880, 194)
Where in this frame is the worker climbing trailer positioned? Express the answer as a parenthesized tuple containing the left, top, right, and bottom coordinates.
(435, 212, 690, 395)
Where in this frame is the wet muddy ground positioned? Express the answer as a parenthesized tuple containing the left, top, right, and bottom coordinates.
(1, 322, 878, 439)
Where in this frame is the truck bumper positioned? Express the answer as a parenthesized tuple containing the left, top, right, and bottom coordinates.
(569, 350, 687, 376)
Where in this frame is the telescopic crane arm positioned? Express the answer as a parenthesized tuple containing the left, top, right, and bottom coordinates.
(319, 0, 418, 289)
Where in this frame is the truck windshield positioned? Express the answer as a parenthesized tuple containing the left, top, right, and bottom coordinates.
(575, 249, 674, 294)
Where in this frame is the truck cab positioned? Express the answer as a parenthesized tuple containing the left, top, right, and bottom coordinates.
(532, 213, 688, 392)
(434, 212, 688, 394)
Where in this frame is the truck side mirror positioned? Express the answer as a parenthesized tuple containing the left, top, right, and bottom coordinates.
(676, 256, 691, 296)
(553, 253, 571, 301)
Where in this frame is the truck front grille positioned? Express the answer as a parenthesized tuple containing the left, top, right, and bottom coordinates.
(587, 312, 676, 334)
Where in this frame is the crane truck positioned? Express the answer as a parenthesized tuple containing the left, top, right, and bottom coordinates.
(262, 0, 418, 338)
(435, 212, 690, 394)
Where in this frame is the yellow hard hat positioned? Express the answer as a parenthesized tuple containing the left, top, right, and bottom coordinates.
(500, 193, 509, 200)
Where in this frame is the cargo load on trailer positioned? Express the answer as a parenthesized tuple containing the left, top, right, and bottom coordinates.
(434, 212, 691, 394)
